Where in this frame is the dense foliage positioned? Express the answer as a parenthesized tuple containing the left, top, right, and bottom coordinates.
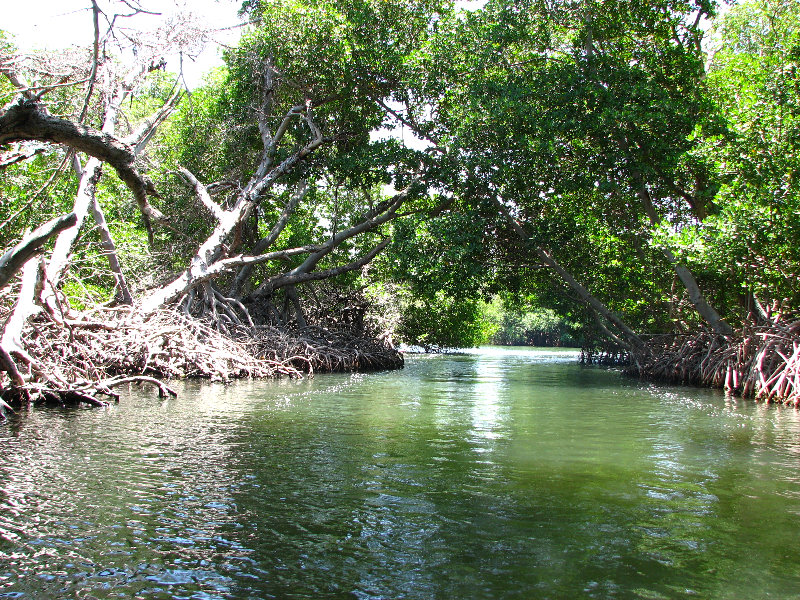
(2, 0, 798, 355)
(376, 0, 800, 347)
(681, 0, 800, 309)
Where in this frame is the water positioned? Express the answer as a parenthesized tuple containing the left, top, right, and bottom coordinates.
(2, 347, 800, 599)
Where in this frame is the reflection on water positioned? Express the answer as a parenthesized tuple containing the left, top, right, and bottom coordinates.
(2, 347, 800, 599)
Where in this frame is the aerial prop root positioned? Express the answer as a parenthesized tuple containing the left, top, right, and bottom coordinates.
(178, 284, 255, 335)
(0, 290, 405, 413)
(629, 318, 800, 405)
(248, 324, 404, 374)
(0, 301, 302, 410)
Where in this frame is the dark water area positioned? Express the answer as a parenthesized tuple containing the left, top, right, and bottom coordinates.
(2, 347, 800, 599)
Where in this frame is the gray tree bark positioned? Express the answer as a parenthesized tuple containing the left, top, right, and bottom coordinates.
(0, 213, 77, 291)
(632, 176, 733, 335)
(495, 198, 648, 352)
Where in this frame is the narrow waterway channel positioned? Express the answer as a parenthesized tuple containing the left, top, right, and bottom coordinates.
(2, 347, 800, 599)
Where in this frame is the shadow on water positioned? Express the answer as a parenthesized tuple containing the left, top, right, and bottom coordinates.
(2, 347, 800, 599)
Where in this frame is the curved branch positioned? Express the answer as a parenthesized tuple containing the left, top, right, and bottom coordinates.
(0, 213, 77, 290)
(494, 197, 648, 352)
(0, 99, 166, 224)
(254, 238, 392, 296)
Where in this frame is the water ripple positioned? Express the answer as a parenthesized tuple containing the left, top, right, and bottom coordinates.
(2, 353, 800, 598)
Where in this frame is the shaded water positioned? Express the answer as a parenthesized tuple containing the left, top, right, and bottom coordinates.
(2, 347, 800, 599)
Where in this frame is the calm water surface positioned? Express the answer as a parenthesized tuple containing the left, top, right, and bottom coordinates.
(2, 347, 800, 599)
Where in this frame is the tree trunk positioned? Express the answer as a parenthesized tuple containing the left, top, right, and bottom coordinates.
(632, 176, 733, 335)
(495, 198, 647, 352)
(69, 153, 133, 305)
(666, 251, 733, 335)
(0, 213, 77, 290)
(285, 286, 307, 328)
(1, 257, 45, 362)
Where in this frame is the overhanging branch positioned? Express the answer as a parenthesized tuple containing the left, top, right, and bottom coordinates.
(0, 213, 78, 290)
(0, 99, 167, 225)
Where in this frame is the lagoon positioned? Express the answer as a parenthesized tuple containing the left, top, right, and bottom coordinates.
(2, 347, 800, 599)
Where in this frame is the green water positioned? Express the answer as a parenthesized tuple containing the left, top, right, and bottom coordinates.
(2, 347, 800, 599)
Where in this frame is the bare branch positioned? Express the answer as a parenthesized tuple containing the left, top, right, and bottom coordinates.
(0, 213, 78, 290)
(270, 105, 305, 152)
(175, 166, 225, 222)
(78, 0, 102, 124)
(377, 98, 442, 148)
(279, 181, 416, 277)
(125, 87, 183, 154)
(246, 101, 325, 199)
(0, 99, 166, 225)
(216, 244, 325, 270)
(246, 181, 419, 301)
(0, 345, 25, 387)
(101, 375, 177, 397)
(88, 196, 134, 305)
(141, 244, 327, 309)
(0, 65, 37, 101)
(1, 49, 90, 103)
(254, 181, 308, 251)
(0, 146, 44, 168)
(0, 150, 73, 233)
(117, 0, 162, 16)
(1, 78, 91, 99)
(255, 239, 392, 296)
(142, 81, 331, 314)
(257, 57, 277, 149)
